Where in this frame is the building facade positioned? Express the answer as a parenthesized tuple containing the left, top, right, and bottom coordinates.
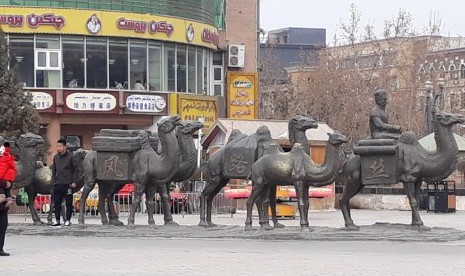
(0, 0, 259, 162)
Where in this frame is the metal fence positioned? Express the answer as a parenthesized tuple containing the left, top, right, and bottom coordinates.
(9, 191, 235, 218)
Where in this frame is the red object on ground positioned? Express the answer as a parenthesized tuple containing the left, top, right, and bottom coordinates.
(34, 195, 51, 211)
(118, 183, 135, 195)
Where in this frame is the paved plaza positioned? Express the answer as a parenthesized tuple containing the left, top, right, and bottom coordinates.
(2, 210, 465, 275)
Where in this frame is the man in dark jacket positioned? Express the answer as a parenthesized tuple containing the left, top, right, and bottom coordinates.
(50, 139, 78, 228)
(0, 180, 11, 256)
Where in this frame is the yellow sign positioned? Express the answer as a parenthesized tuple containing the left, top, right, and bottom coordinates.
(170, 94, 219, 129)
(0, 7, 218, 49)
(227, 72, 258, 119)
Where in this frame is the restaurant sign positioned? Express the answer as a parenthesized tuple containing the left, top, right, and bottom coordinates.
(64, 92, 118, 113)
(124, 93, 169, 115)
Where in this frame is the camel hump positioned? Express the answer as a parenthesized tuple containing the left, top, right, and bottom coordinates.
(398, 131, 418, 145)
(291, 143, 305, 153)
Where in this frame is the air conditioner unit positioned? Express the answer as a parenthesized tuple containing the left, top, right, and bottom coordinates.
(228, 44, 245, 68)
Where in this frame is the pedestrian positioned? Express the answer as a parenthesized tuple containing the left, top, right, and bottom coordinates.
(50, 139, 78, 228)
(0, 141, 15, 256)
(0, 142, 15, 208)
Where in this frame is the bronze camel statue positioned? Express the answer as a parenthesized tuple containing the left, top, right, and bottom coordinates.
(339, 112, 465, 231)
(246, 132, 348, 231)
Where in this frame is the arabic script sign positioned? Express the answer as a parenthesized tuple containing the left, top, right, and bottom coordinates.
(227, 72, 258, 119)
(0, 13, 65, 29)
(65, 92, 118, 113)
(178, 95, 218, 128)
(30, 91, 54, 110)
(125, 93, 168, 114)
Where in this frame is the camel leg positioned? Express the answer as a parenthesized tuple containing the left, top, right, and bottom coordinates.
(301, 184, 311, 230)
(78, 180, 96, 225)
(199, 177, 228, 227)
(98, 185, 109, 225)
(199, 177, 219, 227)
(107, 183, 124, 226)
(245, 181, 266, 231)
(145, 182, 156, 225)
(339, 179, 363, 231)
(259, 184, 273, 231)
(404, 181, 430, 231)
(157, 182, 177, 225)
(294, 181, 309, 230)
(26, 187, 43, 225)
(128, 178, 147, 226)
(206, 179, 228, 227)
(270, 185, 285, 228)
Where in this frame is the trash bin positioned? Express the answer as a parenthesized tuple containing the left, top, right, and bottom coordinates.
(426, 181, 456, 213)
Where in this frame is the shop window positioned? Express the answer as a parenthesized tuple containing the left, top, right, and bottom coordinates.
(62, 37, 84, 88)
(35, 49, 61, 88)
(196, 48, 204, 93)
(188, 46, 196, 93)
(109, 38, 128, 89)
(86, 37, 107, 89)
(36, 36, 60, 49)
(213, 51, 223, 65)
(213, 65, 223, 96)
(164, 43, 175, 91)
(148, 43, 162, 91)
(176, 45, 187, 92)
(129, 40, 147, 90)
(9, 35, 34, 87)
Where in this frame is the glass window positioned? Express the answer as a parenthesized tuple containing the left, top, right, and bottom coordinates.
(176, 45, 187, 92)
(9, 35, 34, 87)
(86, 37, 107, 89)
(129, 40, 147, 90)
(109, 38, 128, 89)
(62, 37, 84, 88)
(38, 52, 46, 67)
(36, 36, 60, 49)
(148, 43, 162, 91)
(213, 51, 223, 65)
(164, 43, 175, 91)
(196, 48, 203, 93)
(36, 71, 60, 88)
(188, 46, 196, 93)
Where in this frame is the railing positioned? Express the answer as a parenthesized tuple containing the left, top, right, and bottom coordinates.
(9, 191, 235, 218)
(1, 0, 216, 25)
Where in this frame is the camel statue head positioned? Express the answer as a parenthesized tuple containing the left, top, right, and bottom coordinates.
(327, 132, 349, 146)
(157, 115, 182, 134)
(17, 133, 44, 148)
(178, 120, 204, 135)
(290, 115, 318, 131)
(435, 112, 465, 126)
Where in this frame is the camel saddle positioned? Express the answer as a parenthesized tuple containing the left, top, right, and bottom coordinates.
(223, 134, 260, 179)
(92, 129, 145, 181)
(353, 138, 400, 185)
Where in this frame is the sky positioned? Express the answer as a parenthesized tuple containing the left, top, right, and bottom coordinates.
(260, 0, 464, 44)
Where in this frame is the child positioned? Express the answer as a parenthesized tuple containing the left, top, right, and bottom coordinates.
(0, 142, 16, 208)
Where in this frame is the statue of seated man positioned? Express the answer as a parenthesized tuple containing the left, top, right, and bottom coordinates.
(370, 89, 402, 139)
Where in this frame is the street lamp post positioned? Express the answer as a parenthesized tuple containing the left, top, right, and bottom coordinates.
(424, 78, 446, 134)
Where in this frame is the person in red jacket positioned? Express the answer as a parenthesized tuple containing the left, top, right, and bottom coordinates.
(0, 141, 15, 257)
(0, 142, 15, 208)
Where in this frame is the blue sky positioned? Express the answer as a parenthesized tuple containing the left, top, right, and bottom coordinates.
(260, 0, 464, 44)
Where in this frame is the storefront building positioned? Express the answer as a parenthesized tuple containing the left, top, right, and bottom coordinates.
(1, 0, 259, 162)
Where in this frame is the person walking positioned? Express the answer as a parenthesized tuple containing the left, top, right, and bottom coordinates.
(50, 139, 78, 228)
(0, 179, 11, 256)
(0, 141, 15, 256)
